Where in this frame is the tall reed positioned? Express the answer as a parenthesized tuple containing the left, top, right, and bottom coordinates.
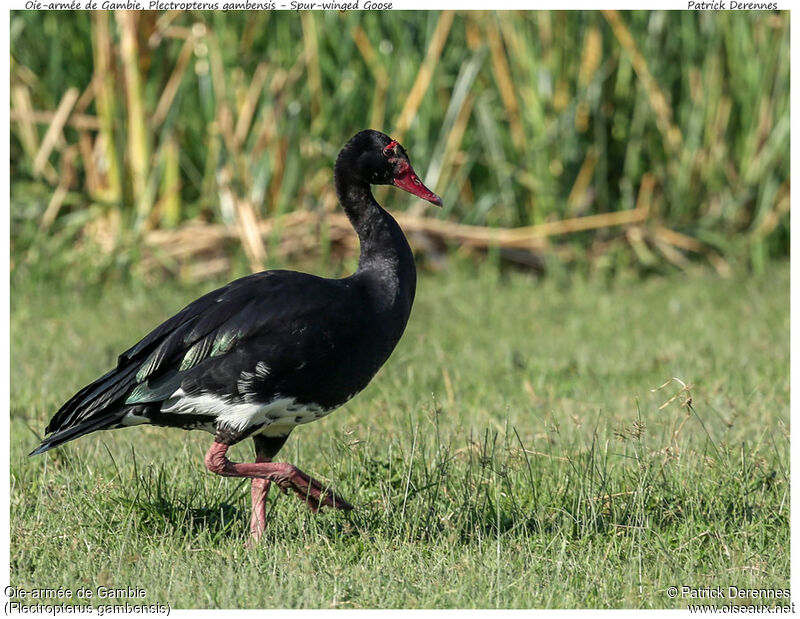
(10, 10, 790, 278)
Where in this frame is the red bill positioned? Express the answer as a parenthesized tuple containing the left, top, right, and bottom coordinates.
(392, 165, 443, 206)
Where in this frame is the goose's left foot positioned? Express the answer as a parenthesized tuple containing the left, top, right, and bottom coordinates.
(205, 441, 352, 541)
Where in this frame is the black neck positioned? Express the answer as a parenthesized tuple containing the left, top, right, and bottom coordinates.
(334, 169, 416, 313)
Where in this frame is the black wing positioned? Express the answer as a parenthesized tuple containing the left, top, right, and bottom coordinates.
(31, 270, 350, 455)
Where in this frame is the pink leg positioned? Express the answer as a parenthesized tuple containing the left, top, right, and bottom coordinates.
(205, 442, 354, 525)
(249, 454, 272, 541)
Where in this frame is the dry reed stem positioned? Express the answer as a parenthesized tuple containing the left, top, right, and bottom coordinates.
(152, 37, 195, 129)
(410, 87, 476, 218)
(72, 83, 98, 196)
(752, 181, 790, 239)
(251, 53, 307, 166)
(653, 235, 690, 269)
(603, 10, 683, 155)
(156, 132, 181, 228)
(436, 92, 475, 191)
(497, 207, 649, 245)
(74, 81, 96, 116)
(234, 199, 267, 272)
(351, 25, 389, 130)
(117, 10, 152, 221)
(704, 250, 732, 278)
(148, 10, 183, 48)
(11, 86, 40, 157)
(652, 225, 704, 253)
(486, 15, 524, 152)
(626, 226, 657, 266)
(578, 27, 602, 87)
(91, 10, 121, 202)
(32, 87, 79, 178)
(10, 109, 101, 131)
(267, 137, 288, 212)
(41, 146, 78, 229)
(567, 147, 597, 214)
(139, 202, 727, 281)
(300, 12, 322, 128)
(77, 131, 99, 196)
(234, 62, 269, 148)
(652, 225, 731, 277)
(208, 34, 235, 157)
(393, 11, 455, 139)
(11, 84, 59, 184)
(216, 162, 267, 271)
(141, 205, 662, 277)
(634, 172, 655, 213)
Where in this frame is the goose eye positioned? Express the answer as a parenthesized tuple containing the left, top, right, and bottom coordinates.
(383, 140, 400, 157)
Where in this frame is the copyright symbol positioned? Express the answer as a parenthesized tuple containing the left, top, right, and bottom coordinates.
(667, 587, 678, 598)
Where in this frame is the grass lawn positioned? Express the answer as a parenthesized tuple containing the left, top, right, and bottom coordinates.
(10, 261, 789, 609)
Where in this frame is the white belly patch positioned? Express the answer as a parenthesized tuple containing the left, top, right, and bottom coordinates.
(157, 388, 334, 434)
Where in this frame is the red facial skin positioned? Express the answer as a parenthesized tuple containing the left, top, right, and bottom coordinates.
(383, 141, 443, 206)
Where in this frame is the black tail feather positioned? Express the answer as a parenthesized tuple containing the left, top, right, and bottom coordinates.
(30, 412, 126, 456)
(46, 364, 140, 433)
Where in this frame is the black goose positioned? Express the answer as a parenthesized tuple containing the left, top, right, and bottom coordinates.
(31, 130, 442, 540)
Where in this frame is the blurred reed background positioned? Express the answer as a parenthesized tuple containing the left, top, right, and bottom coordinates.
(10, 10, 789, 283)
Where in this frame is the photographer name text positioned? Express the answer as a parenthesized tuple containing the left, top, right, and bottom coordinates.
(687, 1, 779, 8)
